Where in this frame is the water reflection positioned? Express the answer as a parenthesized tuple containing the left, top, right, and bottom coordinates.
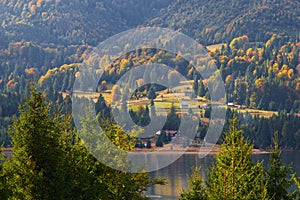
(146, 153, 215, 200)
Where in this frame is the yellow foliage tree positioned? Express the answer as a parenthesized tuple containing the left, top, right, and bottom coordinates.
(36, 0, 43, 7)
(225, 75, 232, 84)
(111, 85, 121, 102)
(287, 69, 294, 79)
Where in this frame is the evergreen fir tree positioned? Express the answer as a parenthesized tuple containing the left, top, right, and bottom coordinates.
(146, 139, 152, 148)
(2, 86, 67, 199)
(163, 105, 180, 130)
(156, 134, 164, 147)
(150, 99, 154, 107)
(0, 152, 9, 199)
(193, 75, 199, 96)
(1, 86, 163, 200)
(207, 116, 268, 200)
(147, 85, 157, 100)
(198, 79, 206, 97)
(266, 131, 297, 200)
(180, 167, 208, 200)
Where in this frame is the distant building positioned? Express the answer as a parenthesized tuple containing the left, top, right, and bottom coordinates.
(180, 102, 188, 109)
(202, 104, 209, 109)
(165, 130, 178, 137)
(227, 102, 235, 107)
(184, 91, 192, 96)
(155, 131, 161, 135)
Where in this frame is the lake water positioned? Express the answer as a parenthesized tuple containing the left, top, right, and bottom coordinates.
(145, 151, 300, 200)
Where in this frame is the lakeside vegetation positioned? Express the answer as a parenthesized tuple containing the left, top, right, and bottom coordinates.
(0, 0, 299, 199)
(1, 35, 299, 150)
(1, 89, 299, 199)
(0, 87, 165, 199)
(180, 120, 300, 200)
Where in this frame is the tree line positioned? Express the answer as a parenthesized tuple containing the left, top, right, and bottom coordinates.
(1, 85, 300, 199)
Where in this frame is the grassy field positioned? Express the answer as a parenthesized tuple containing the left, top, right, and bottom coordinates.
(73, 78, 276, 119)
(206, 43, 226, 52)
(236, 108, 277, 118)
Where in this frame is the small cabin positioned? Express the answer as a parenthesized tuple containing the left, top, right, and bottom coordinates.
(227, 102, 235, 107)
(202, 104, 209, 109)
(180, 102, 188, 109)
(155, 131, 161, 135)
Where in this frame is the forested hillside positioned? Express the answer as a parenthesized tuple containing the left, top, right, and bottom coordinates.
(31, 35, 300, 150)
(147, 0, 300, 45)
(0, 0, 299, 149)
(1, 0, 299, 47)
(0, 1, 299, 199)
(0, 0, 171, 46)
(38, 35, 299, 111)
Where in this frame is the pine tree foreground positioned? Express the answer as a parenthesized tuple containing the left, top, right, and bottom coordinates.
(0, 86, 163, 200)
(207, 116, 268, 199)
(181, 116, 300, 200)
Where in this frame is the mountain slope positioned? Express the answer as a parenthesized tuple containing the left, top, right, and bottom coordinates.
(147, 0, 300, 44)
(0, 0, 171, 46)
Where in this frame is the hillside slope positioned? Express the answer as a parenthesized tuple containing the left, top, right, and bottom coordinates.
(147, 0, 300, 44)
(0, 0, 171, 46)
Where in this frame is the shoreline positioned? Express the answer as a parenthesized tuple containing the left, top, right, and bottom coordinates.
(1, 147, 281, 156)
(131, 146, 270, 155)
